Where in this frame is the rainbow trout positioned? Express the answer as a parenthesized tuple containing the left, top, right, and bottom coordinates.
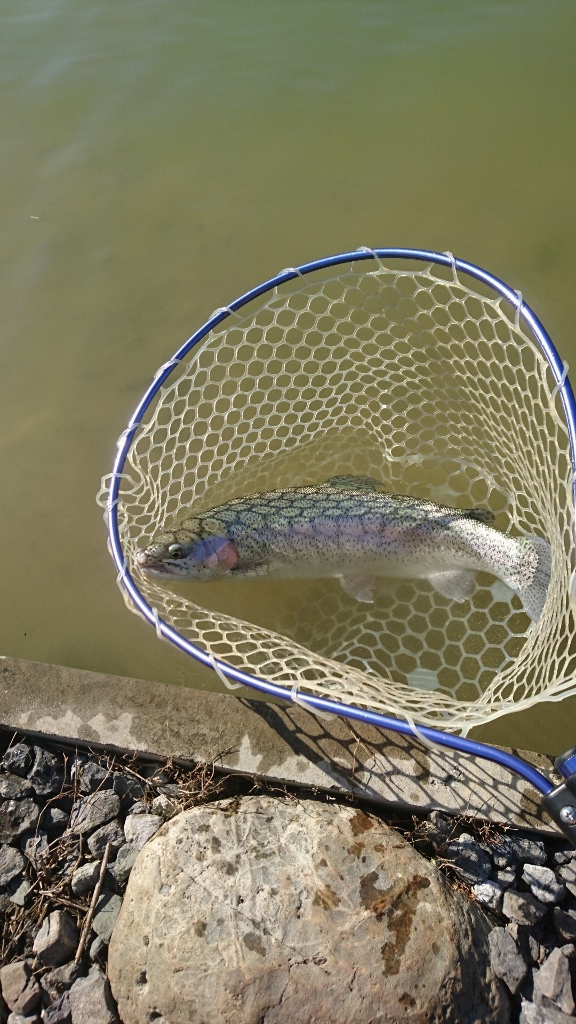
(136, 475, 551, 621)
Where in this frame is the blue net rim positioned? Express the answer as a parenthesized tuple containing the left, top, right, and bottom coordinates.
(103, 247, 576, 790)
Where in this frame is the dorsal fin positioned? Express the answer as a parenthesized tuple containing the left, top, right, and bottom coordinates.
(324, 475, 382, 491)
(464, 508, 495, 525)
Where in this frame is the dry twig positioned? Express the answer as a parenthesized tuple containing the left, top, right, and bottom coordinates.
(74, 842, 111, 963)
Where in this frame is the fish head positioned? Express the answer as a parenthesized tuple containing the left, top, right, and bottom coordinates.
(136, 518, 238, 580)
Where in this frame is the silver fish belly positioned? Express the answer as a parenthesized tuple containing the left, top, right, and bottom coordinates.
(136, 475, 551, 621)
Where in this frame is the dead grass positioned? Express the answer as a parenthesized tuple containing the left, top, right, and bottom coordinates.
(0, 738, 233, 966)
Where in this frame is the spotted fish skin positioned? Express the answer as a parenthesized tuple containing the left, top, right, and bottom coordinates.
(136, 475, 551, 621)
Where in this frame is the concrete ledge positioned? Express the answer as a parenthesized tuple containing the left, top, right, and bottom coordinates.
(0, 655, 559, 834)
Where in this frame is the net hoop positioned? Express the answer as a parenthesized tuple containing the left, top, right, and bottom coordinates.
(102, 248, 576, 738)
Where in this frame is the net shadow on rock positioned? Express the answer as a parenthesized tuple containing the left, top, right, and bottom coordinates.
(237, 700, 548, 831)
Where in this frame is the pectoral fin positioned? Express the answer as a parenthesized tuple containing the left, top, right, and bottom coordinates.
(428, 570, 476, 601)
(338, 573, 376, 603)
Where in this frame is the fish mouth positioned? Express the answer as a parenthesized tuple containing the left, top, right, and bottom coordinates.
(136, 554, 190, 577)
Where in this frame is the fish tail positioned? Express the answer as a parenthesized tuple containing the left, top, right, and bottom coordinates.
(503, 535, 551, 623)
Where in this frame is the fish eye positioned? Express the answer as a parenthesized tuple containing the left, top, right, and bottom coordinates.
(168, 544, 184, 558)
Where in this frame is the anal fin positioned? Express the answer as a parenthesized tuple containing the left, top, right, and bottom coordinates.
(338, 573, 376, 603)
(428, 570, 476, 602)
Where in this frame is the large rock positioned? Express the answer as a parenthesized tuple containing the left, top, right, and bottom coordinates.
(109, 796, 509, 1024)
(39, 962, 84, 1005)
(108, 844, 138, 886)
(444, 833, 492, 884)
(74, 761, 112, 795)
(42, 993, 72, 1023)
(70, 861, 100, 896)
(520, 1000, 576, 1024)
(554, 907, 576, 942)
(87, 820, 125, 860)
(558, 859, 576, 898)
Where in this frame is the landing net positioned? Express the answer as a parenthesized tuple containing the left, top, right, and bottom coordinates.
(100, 249, 576, 735)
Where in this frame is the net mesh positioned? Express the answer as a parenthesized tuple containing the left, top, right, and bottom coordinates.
(107, 256, 576, 734)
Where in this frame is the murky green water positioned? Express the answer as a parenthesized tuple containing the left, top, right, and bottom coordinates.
(1, 0, 576, 753)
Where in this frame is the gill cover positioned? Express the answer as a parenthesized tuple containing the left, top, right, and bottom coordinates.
(189, 535, 238, 577)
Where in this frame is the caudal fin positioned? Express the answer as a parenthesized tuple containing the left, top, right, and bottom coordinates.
(505, 535, 551, 623)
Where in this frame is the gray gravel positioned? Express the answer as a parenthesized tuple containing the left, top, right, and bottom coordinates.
(67, 791, 121, 836)
(523, 863, 567, 904)
(0, 846, 25, 888)
(0, 775, 34, 801)
(444, 832, 493, 884)
(28, 747, 63, 797)
(502, 890, 548, 926)
(2, 744, 32, 777)
(0, 798, 39, 843)
(0, 735, 203, 1023)
(70, 860, 101, 897)
(488, 926, 529, 994)
(32, 911, 78, 967)
(86, 820, 125, 859)
(2, 734, 576, 1023)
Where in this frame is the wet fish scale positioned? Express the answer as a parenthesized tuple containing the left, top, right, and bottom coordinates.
(136, 476, 551, 621)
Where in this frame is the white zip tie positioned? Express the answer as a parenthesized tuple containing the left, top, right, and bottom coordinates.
(102, 497, 119, 529)
(115, 550, 129, 588)
(403, 711, 449, 753)
(152, 607, 166, 641)
(208, 652, 243, 689)
(116, 428, 131, 450)
(514, 291, 523, 331)
(442, 251, 459, 286)
(210, 305, 241, 321)
(279, 266, 304, 277)
(95, 478, 112, 508)
(550, 361, 570, 409)
(290, 682, 334, 720)
(356, 246, 386, 274)
(153, 358, 182, 381)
